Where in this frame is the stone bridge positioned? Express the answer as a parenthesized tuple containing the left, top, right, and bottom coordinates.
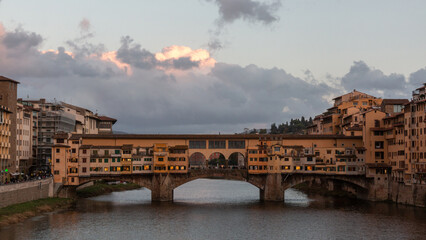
(58, 170, 389, 202)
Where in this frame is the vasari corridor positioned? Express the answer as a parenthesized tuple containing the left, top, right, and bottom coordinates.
(0, 1, 426, 239)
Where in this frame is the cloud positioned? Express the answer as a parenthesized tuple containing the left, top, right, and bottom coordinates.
(206, 0, 282, 51)
(1, 22, 422, 134)
(210, 0, 281, 25)
(116, 37, 215, 71)
(408, 67, 426, 87)
(79, 18, 91, 33)
(340, 61, 408, 98)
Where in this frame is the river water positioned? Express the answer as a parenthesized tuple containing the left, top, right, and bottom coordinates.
(1, 179, 425, 240)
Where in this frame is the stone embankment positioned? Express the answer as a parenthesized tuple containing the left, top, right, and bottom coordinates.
(0, 178, 54, 208)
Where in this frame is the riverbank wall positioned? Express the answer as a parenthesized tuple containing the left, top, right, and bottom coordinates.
(390, 182, 426, 207)
(0, 179, 54, 208)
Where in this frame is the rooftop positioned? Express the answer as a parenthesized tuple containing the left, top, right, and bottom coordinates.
(0, 76, 20, 84)
(77, 133, 362, 140)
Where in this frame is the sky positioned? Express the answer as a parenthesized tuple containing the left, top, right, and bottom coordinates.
(0, 0, 425, 133)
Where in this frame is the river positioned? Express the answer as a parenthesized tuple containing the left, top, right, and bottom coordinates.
(1, 179, 425, 240)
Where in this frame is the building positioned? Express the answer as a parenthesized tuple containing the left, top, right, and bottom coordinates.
(20, 99, 117, 169)
(0, 105, 12, 183)
(308, 89, 383, 135)
(0, 76, 19, 174)
(51, 134, 362, 185)
(16, 102, 36, 173)
(404, 83, 426, 184)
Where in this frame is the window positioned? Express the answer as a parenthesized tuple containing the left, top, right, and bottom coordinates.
(57, 139, 64, 143)
(374, 120, 380, 127)
(189, 140, 206, 149)
(104, 159, 108, 163)
(82, 167, 86, 173)
(54, 170, 59, 175)
(228, 140, 245, 149)
(82, 158, 87, 163)
(56, 148, 60, 153)
(158, 157, 164, 161)
(209, 140, 226, 149)
(56, 159, 60, 163)
(115, 150, 120, 154)
(274, 147, 280, 152)
(105, 150, 109, 155)
(72, 148, 76, 153)
(82, 150, 87, 154)
(375, 141, 384, 149)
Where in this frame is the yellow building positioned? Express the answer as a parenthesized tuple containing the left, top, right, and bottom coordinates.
(0, 105, 12, 183)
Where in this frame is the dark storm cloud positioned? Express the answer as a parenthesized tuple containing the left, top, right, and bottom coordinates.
(341, 61, 408, 98)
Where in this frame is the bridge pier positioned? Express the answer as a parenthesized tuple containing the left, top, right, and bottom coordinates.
(151, 174, 174, 202)
(260, 174, 284, 201)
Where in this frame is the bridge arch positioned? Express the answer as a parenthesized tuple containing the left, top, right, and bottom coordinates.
(208, 152, 226, 169)
(170, 170, 264, 190)
(189, 152, 207, 169)
(77, 175, 155, 191)
(228, 152, 246, 169)
(283, 174, 370, 197)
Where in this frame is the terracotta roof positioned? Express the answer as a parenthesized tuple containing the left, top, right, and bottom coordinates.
(53, 133, 69, 139)
(381, 99, 409, 105)
(98, 116, 117, 123)
(79, 145, 92, 150)
(69, 134, 82, 140)
(0, 76, 20, 84)
(80, 134, 363, 140)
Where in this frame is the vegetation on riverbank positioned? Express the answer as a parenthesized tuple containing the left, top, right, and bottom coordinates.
(76, 181, 141, 198)
(293, 182, 356, 198)
(0, 198, 74, 226)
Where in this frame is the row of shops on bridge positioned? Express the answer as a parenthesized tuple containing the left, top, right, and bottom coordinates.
(51, 133, 380, 186)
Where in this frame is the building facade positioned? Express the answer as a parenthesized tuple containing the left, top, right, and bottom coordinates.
(51, 134, 363, 186)
(0, 105, 12, 183)
(0, 76, 18, 175)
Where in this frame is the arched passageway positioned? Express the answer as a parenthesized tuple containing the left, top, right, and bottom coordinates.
(228, 152, 246, 169)
(189, 152, 207, 169)
(208, 152, 226, 169)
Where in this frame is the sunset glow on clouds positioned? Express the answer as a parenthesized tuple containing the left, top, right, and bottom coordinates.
(155, 45, 216, 68)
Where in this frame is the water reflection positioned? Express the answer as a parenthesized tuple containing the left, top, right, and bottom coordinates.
(1, 179, 425, 240)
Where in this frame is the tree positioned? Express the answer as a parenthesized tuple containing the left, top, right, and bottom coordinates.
(270, 123, 278, 134)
